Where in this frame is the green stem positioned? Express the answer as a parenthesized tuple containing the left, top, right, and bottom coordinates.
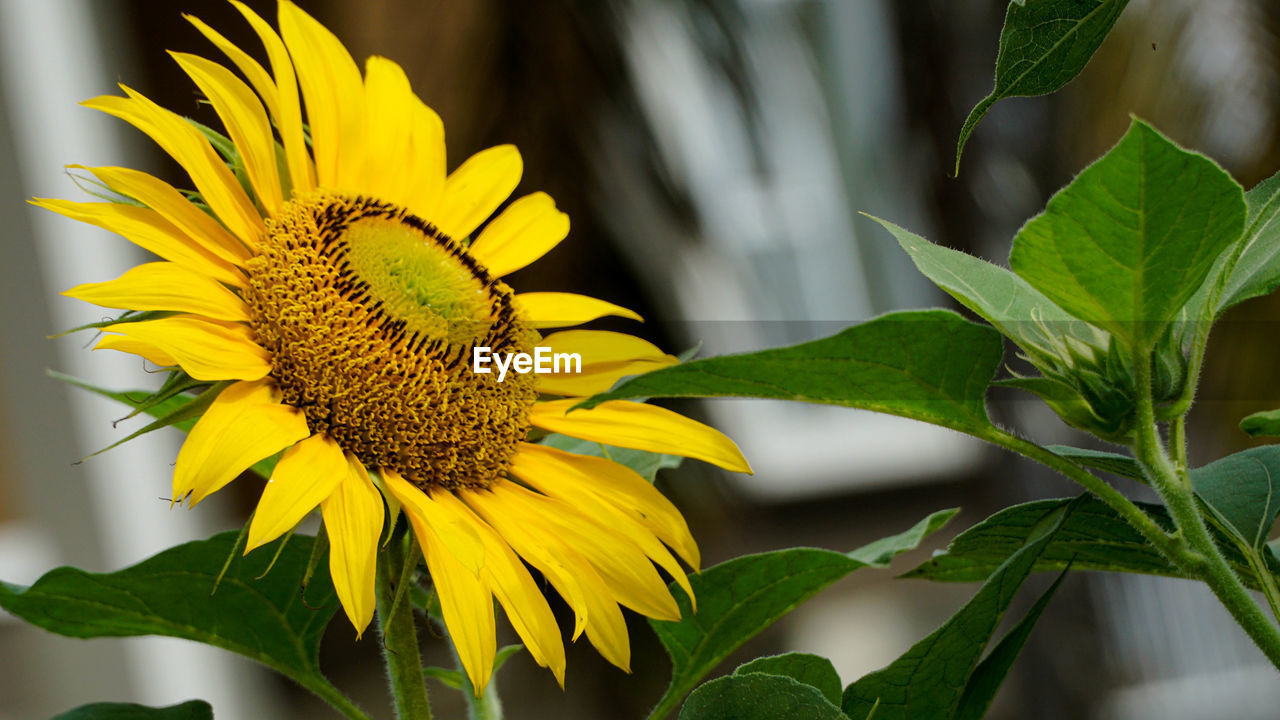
(1170, 415, 1189, 473)
(1131, 352, 1280, 669)
(378, 540, 433, 720)
(980, 428, 1188, 563)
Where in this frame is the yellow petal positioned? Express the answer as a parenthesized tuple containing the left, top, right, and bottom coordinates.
(435, 146, 523, 241)
(173, 380, 309, 505)
(362, 57, 414, 207)
(64, 261, 249, 322)
(321, 455, 384, 636)
(229, 0, 314, 194)
(476, 484, 632, 671)
(31, 199, 245, 288)
(94, 336, 177, 368)
(496, 482, 679, 622)
(468, 191, 568, 277)
(515, 292, 642, 329)
(420, 522, 496, 695)
(359, 62, 446, 220)
(171, 52, 284, 215)
(82, 89, 263, 246)
(97, 316, 271, 382)
(380, 471, 485, 574)
(404, 100, 447, 221)
(539, 330, 672, 365)
(74, 165, 248, 263)
(432, 492, 566, 686)
(279, 0, 365, 191)
(529, 400, 752, 473)
(535, 358, 677, 397)
(517, 443, 700, 568)
(509, 444, 695, 604)
(185, 13, 281, 120)
(463, 486, 592, 640)
(247, 433, 346, 551)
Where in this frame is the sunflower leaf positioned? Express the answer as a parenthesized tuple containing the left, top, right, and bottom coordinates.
(0, 531, 353, 714)
(903, 495, 1271, 590)
(1008, 119, 1245, 355)
(732, 653, 843, 707)
(678, 673, 847, 720)
(953, 567, 1070, 720)
(841, 501, 1072, 719)
(645, 508, 956, 720)
(50, 700, 213, 720)
(1216, 170, 1280, 312)
(956, 0, 1129, 173)
(581, 310, 1004, 439)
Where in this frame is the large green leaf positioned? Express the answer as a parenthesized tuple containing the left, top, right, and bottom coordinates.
(1191, 447, 1280, 549)
(678, 673, 847, 720)
(0, 532, 351, 711)
(50, 701, 213, 720)
(841, 503, 1070, 719)
(733, 653, 843, 707)
(1009, 120, 1245, 353)
(953, 569, 1069, 720)
(582, 310, 1004, 437)
(905, 495, 1271, 590)
(869, 217, 1103, 361)
(904, 497, 1172, 583)
(956, 0, 1129, 173)
(1218, 170, 1280, 311)
(646, 508, 957, 720)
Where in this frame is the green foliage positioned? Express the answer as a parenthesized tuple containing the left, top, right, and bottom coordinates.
(50, 701, 213, 720)
(1240, 409, 1280, 438)
(646, 509, 957, 720)
(733, 654, 843, 707)
(0, 532, 356, 713)
(1045, 445, 1143, 481)
(904, 497, 1173, 582)
(956, 0, 1129, 173)
(1192, 447, 1280, 550)
(905, 495, 1278, 594)
(582, 310, 1004, 438)
(953, 570, 1068, 720)
(842, 503, 1070, 719)
(679, 673, 847, 720)
(1217, 170, 1280, 312)
(1009, 120, 1244, 355)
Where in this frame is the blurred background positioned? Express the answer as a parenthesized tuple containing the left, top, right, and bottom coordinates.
(2, 0, 1280, 717)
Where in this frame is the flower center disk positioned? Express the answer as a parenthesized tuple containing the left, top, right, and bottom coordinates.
(244, 192, 538, 490)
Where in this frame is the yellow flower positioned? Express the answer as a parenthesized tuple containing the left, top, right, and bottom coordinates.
(36, 0, 750, 693)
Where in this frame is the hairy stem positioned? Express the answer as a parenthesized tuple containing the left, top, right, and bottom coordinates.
(981, 428, 1188, 563)
(1131, 353, 1280, 669)
(378, 539, 433, 720)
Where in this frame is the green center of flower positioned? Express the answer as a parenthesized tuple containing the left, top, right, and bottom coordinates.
(243, 192, 538, 491)
(343, 217, 491, 347)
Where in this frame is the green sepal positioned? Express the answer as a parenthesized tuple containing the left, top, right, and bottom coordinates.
(49, 310, 174, 339)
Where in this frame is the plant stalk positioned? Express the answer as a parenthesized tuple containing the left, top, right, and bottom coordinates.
(378, 540, 433, 720)
(1131, 352, 1280, 669)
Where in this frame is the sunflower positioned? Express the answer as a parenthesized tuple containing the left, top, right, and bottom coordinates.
(36, 0, 749, 693)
